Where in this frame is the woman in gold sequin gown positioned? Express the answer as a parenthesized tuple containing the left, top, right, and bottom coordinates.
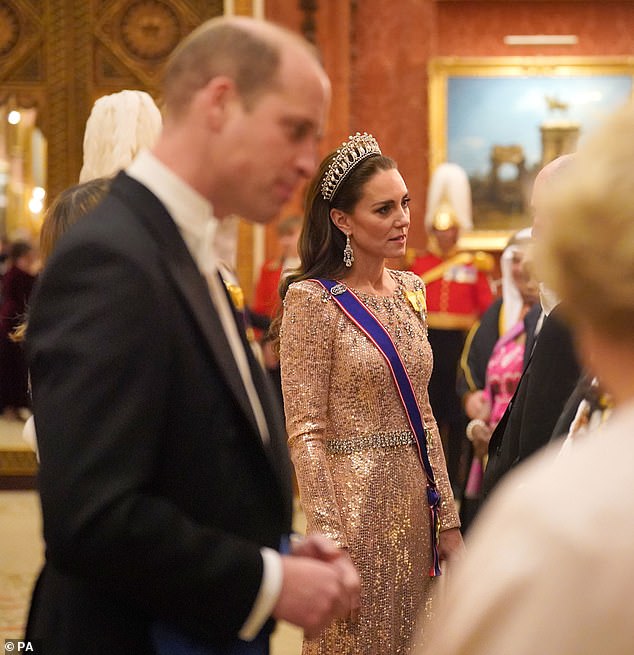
(277, 134, 463, 655)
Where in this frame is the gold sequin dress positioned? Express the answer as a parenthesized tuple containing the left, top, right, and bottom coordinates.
(280, 269, 460, 655)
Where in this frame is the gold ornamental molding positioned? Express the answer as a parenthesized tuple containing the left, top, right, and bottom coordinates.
(0, 2, 20, 57)
(223, 0, 264, 296)
(0, 0, 227, 480)
(121, 1, 181, 60)
(0, 0, 44, 83)
(95, 0, 201, 88)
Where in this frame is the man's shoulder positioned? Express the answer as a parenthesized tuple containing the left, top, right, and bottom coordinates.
(539, 305, 573, 340)
(53, 193, 149, 255)
(531, 307, 579, 376)
(41, 185, 165, 288)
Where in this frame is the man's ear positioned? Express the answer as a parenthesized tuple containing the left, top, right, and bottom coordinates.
(330, 208, 350, 235)
(199, 76, 240, 131)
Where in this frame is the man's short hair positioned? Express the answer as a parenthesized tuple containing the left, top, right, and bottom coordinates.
(162, 18, 306, 116)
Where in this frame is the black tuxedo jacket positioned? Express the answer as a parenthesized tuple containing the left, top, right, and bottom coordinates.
(25, 173, 293, 654)
(482, 306, 581, 499)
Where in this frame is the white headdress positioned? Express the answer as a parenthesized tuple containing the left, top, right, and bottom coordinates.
(500, 227, 533, 333)
(425, 163, 473, 232)
(79, 90, 162, 182)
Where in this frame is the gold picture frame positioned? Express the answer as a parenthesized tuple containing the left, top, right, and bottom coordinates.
(429, 56, 634, 250)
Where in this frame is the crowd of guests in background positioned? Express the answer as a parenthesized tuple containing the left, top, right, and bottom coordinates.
(420, 103, 631, 655)
(457, 226, 540, 530)
(0, 237, 38, 421)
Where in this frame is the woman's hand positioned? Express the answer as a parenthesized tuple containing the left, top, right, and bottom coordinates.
(464, 390, 491, 421)
(438, 527, 465, 565)
(467, 419, 493, 459)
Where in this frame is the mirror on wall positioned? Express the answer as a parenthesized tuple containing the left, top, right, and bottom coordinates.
(0, 97, 47, 242)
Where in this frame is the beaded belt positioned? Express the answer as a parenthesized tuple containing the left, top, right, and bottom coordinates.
(325, 430, 417, 454)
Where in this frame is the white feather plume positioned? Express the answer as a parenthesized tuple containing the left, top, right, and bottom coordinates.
(79, 90, 162, 183)
(425, 163, 473, 231)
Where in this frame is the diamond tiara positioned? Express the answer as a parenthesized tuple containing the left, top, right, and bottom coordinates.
(320, 132, 382, 201)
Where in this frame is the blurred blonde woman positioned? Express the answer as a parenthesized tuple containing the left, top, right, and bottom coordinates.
(419, 103, 634, 655)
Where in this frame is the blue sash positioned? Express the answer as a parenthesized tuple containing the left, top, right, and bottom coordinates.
(314, 278, 442, 576)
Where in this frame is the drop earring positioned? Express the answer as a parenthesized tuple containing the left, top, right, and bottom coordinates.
(343, 233, 354, 268)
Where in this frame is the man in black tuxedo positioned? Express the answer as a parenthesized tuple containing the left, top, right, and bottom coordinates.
(482, 156, 581, 499)
(25, 17, 358, 655)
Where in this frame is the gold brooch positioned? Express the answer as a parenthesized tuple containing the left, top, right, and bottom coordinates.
(224, 281, 245, 311)
(405, 289, 427, 321)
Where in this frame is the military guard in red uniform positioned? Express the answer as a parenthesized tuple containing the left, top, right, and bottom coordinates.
(251, 215, 302, 328)
(409, 163, 493, 492)
(251, 215, 302, 405)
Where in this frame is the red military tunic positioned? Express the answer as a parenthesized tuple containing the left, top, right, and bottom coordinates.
(410, 250, 493, 331)
(252, 259, 283, 320)
(409, 247, 493, 491)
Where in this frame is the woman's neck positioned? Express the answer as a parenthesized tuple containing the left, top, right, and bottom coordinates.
(341, 259, 393, 295)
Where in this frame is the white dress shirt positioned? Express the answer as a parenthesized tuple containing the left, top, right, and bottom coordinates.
(126, 150, 282, 640)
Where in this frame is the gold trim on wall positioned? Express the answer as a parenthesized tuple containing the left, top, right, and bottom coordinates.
(224, 0, 264, 298)
(429, 56, 634, 250)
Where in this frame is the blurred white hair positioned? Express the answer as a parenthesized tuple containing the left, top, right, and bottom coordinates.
(425, 163, 473, 231)
(79, 90, 162, 182)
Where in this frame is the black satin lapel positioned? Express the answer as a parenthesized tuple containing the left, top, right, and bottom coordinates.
(168, 264, 262, 434)
(524, 305, 541, 363)
(109, 173, 260, 434)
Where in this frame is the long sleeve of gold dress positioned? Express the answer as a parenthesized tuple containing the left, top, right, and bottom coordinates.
(280, 269, 459, 655)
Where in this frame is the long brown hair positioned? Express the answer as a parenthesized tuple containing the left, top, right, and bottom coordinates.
(269, 148, 396, 346)
(39, 178, 111, 264)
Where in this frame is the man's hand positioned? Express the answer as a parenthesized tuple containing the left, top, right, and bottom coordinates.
(273, 535, 360, 637)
